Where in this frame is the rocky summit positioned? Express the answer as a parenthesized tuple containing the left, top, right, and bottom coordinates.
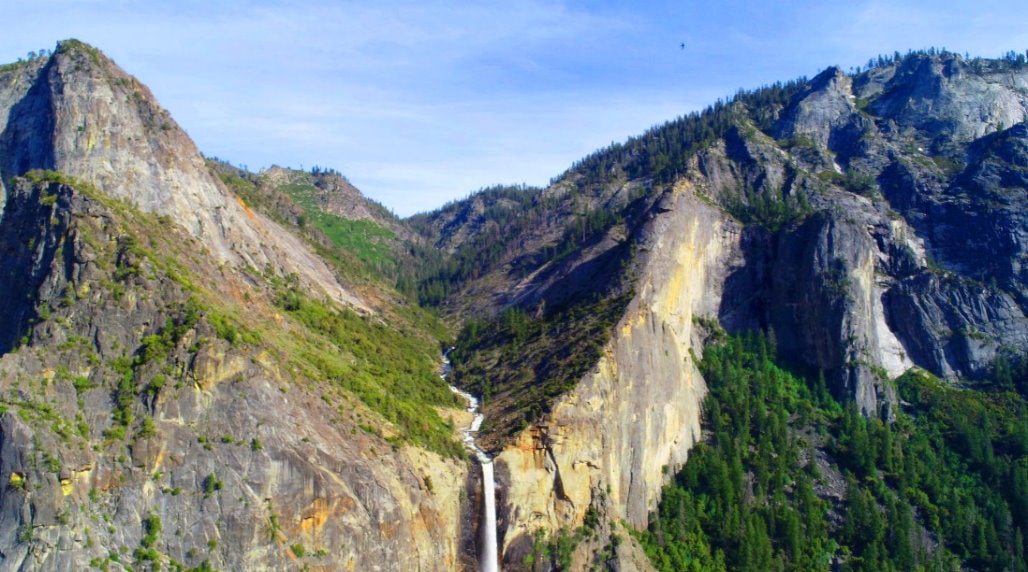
(2, 41, 1028, 571)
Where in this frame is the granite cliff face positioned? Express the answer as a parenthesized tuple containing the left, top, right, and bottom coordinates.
(0, 41, 366, 312)
(0, 43, 471, 571)
(495, 186, 745, 567)
(0, 176, 472, 571)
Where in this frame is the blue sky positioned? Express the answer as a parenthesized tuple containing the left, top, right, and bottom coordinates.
(3, 1, 1027, 216)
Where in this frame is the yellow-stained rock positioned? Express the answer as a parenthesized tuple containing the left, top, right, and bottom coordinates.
(498, 191, 747, 560)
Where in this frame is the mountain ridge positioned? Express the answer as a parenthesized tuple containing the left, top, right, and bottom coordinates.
(405, 47, 1028, 568)
(0, 40, 370, 314)
(2, 40, 1028, 571)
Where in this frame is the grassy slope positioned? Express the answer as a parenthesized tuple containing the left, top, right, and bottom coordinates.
(5, 170, 463, 459)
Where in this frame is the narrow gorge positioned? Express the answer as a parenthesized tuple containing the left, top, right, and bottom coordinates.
(446, 354, 499, 572)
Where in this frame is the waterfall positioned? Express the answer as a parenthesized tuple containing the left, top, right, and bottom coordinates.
(443, 352, 499, 572)
(480, 460, 499, 572)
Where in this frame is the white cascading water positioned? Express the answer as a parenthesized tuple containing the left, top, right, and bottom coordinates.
(443, 352, 499, 572)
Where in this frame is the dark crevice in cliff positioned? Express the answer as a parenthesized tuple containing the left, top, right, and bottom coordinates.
(0, 58, 57, 184)
(0, 179, 69, 354)
(544, 445, 574, 508)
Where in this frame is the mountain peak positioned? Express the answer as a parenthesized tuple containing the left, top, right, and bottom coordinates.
(810, 64, 845, 87)
(0, 42, 370, 312)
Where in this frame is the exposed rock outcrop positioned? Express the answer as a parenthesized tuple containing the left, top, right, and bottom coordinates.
(497, 186, 743, 567)
(6, 41, 1028, 571)
(0, 43, 470, 571)
(0, 41, 367, 312)
(0, 175, 471, 571)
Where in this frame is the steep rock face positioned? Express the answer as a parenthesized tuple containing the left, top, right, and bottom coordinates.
(767, 210, 905, 414)
(885, 272, 1028, 378)
(7, 42, 1028, 571)
(496, 185, 744, 567)
(0, 177, 471, 571)
(454, 54, 1028, 569)
(686, 132, 920, 414)
(0, 41, 366, 312)
(861, 54, 1028, 144)
(773, 66, 874, 167)
(0, 350, 470, 571)
(933, 126, 1028, 295)
(693, 55, 1028, 406)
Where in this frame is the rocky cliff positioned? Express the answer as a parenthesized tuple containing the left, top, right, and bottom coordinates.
(495, 185, 745, 567)
(0, 43, 472, 571)
(5, 40, 1028, 572)
(0, 41, 366, 313)
(428, 50, 1028, 569)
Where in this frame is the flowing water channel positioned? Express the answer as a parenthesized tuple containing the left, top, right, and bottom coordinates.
(443, 354, 499, 572)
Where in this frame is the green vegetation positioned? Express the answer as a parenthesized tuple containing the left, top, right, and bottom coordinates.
(885, 369, 1028, 571)
(20, 167, 461, 459)
(205, 163, 459, 455)
(524, 506, 609, 571)
(726, 182, 812, 231)
(134, 512, 162, 563)
(408, 182, 648, 341)
(56, 39, 103, 65)
(638, 332, 1028, 571)
(637, 332, 836, 571)
(22, 169, 103, 198)
(211, 162, 416, 288)
(207, 309, 261, 346)
(416, 186, 646, 447)
(560, 78, 807, 189)
(277, 182, 398, 273)
(451, 289, 633, 444)
(817, 169, 878, 197)
(210, 162, 452, 352)
(0, 60, 30, 73)
(408, 184, 545, 306)
(536, 194, 641, 268)
(214, 167, 290, 219)
(107, 298, 202, 435)
(531, 78, 829, 236)
(202, 473, 223, 498)
(271, 278, 463, 458)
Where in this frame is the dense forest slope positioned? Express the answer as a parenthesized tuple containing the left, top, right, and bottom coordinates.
(3, 40, 1028, 571)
